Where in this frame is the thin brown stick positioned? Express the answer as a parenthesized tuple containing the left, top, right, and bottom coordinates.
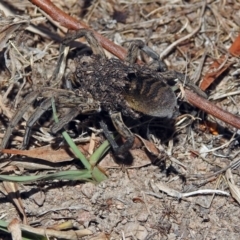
(185, 90, 240, 129)
(29, 0, 127, 60)
(28, 0, 240, 129)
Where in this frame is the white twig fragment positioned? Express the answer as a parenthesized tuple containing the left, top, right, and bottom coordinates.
(154, 182, 229, 200)
(181, 189, 229, 198)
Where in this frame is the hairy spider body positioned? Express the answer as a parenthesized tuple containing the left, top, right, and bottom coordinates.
(73, 54, 177, 119)
(1, 29, 179, 156)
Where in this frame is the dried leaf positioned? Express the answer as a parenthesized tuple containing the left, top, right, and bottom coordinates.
(2, 144, 90, 163)
(135, 134, 159, 155)
(226, 169, 240, 204)
(200, 56, 231, 91)
(229, 34, 240, 57)
(7, 218, 21, 240)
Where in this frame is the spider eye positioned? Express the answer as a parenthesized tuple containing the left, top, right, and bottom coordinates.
(127, 72, 136, 80)
(81, 61, 88, 66)
(79, 56, 92, 66)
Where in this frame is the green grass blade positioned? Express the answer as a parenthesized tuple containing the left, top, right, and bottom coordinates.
(89, 139, 110, 166)
(51, 98, 108, 182)
(51, 98, 91, 170)
(61, 131, 91, 170)
(91, 166, 107, 182)
(61, 131, 108, 182)
(0, 170, 92, 183)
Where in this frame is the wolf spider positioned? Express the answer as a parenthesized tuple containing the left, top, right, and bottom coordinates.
(1, 29, 182, 157)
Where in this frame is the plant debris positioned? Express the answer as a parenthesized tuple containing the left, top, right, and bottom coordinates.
(0, 0, 240, 239)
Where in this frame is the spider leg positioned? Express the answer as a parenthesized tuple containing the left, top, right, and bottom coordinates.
(1, 90, 41, 150)
(126, 40, 167, 71)
(51, 100, 101, 134)
(50, 107, 83, 134)
(101, 112, 135, 158)
(125, 40, 145, 64)
(21, 98, 52, 149)
(63, 29, 106, 58)
(159, 71, 207, 98)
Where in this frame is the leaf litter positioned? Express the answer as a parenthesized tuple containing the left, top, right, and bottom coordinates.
(0, 0, 240, 239)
